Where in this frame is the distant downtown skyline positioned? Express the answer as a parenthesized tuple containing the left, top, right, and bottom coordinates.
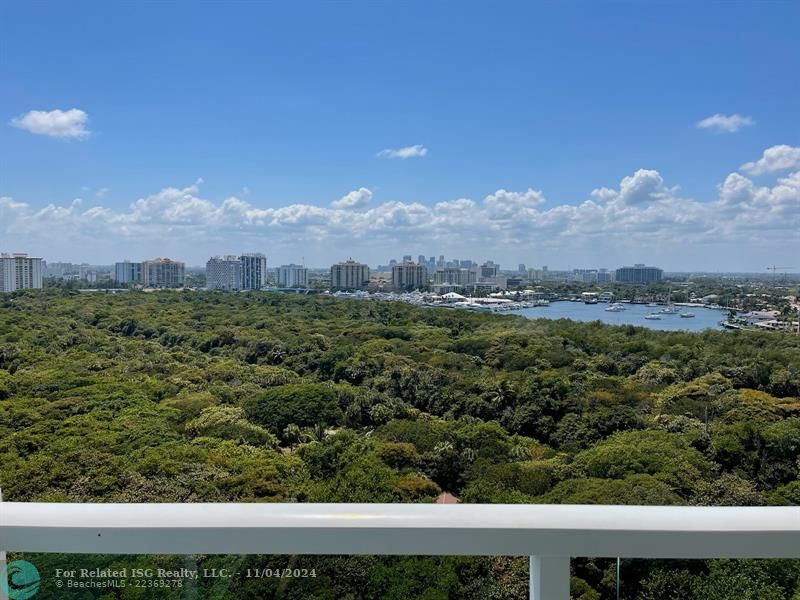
(22, 252, 798, 278)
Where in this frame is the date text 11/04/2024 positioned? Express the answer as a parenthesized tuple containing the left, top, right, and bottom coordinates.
(53, 567, 318, 579)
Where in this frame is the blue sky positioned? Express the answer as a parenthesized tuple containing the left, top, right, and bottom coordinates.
(1, 1, 798, 269)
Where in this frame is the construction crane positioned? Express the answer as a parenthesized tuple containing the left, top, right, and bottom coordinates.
(766, 265, 794, 283)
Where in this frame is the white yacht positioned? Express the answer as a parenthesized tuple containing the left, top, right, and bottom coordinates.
(605, 303, 626, 312)
(644, 313, 662, 320)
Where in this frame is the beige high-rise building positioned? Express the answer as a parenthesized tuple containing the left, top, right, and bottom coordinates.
(391, 261, 427, 291)
(142, 258, 185, 288)
(433, 267, 476, 287)
(330, 259, 370, 291)
(0, 253, 43, 292)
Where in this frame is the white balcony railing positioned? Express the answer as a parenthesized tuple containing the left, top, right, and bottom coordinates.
(2, 503, 799, 599)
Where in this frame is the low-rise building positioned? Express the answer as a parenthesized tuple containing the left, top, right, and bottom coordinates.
(465, 281, 499, 294)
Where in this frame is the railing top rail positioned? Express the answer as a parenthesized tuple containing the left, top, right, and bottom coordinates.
(2, 503, 799, 558)
(2, 503, 799, 531)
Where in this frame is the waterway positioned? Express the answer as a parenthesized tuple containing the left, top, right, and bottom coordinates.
(519, 302, 725, 331)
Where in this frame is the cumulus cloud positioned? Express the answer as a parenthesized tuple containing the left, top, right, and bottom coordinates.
(696, 113, 754, 133)
(2, 159, 797, 267)
(483, 188, 546, 220)
(377, 144, 428, 159)
(740, 144, 800, 175)
(591, 169, 677, 205)
(10, 108, 90, 139)
(330, 187, 373, 210)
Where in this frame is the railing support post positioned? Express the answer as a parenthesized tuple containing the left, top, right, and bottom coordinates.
(0, 488, 8, 600)
(530, 555, 569, 600)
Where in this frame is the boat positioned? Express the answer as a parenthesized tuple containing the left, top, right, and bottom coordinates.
(659, 286, 679, 314)
(605, 303, 626, 312)
(644, 313, 662, 320)
(680, 312, 696, 318)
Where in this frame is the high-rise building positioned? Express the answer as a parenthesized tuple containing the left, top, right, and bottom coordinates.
(278, 264, 308, 288)
(392, 261, 427, 291)
(330, 259, 370, 291)
(518, 263, 527, 273)
(114, 261, 143, 284)
(143, 258, 185, 288)
(615, 264, 663, 284)
(597, 268, 613, 283)
(433, 267, 476, 287)
(240, 253, 268, 290)
(480, 261, 499, 280)
(46, 262, 79, 278)
(0, 253, 43, 292)
(206, 256, 242, 290)
(572, 269, 599, 283)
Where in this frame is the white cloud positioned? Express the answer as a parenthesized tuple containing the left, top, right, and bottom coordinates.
(2, 155, 797, 269)
(330, 187, 373, 209)
(10, 108, 90, 139)
(591, 169, 677, 205)
(696, 113, 754, 133)
(483, 188, 546, 220)
(377, 144, 428, 159)
(96, 187, 111, 198)
(740, 144, 800, 175)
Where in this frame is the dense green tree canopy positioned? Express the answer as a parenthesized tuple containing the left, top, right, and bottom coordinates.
(1, 289, 798, 599)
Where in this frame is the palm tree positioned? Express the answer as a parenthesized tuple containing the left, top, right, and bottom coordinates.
(510, 444, 532, 461)
(433, 441, 454, 454)
(282, 423, 302, 449)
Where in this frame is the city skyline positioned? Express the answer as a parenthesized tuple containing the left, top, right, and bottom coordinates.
(1, 2, 798, 270)
(2, 249, 797, 277)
